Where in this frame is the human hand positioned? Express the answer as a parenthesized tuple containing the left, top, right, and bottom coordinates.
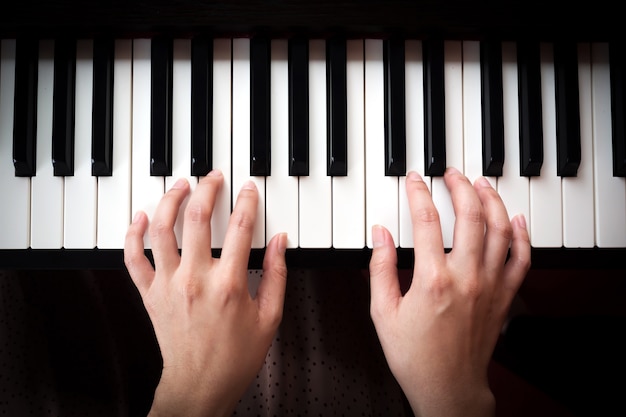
(124, 170, 288, 417)
(368, 168, 531, 417)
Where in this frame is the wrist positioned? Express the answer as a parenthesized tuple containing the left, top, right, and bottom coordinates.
(148, 369, 240, 417)
(407, 383, 495, 417)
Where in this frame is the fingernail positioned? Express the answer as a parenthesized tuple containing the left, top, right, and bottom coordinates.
(278, 233, 287, 255)
(516, 214, 527, 229)
(478, 176, 493, 188)
(208, 169, 222, 177)
(372, 225, 386, 248)
(242, 180, 256, 191)
(132, 211, 142, 224)
(407, 171, 423, 182)
(171, 178, 188, 190)
(445, 166, 461, 176)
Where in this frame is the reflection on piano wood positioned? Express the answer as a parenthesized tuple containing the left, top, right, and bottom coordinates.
(0, 1, 624, 269)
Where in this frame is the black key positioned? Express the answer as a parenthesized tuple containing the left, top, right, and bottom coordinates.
(423, 38, 446, 176)
(91, 38, 114, 176)
(517, 41, 543, 177)
(288, 37, 309, 176)
(13, 38, 38, 177)
(326, 37, 347, 176)
(383, 38, 406, 176)
(554, 42, 581, 177)
(191, 36, 213, 177)
(250, 36, 271, 176)
(150, 37, 173, 177)
(610, 42, 626, 177)
(480, 40, 505, 177)
(52, 38, 77, 176)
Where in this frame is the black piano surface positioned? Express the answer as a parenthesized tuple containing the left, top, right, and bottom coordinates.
(0, 0, 622, 41)
(1, 0, 625, 270)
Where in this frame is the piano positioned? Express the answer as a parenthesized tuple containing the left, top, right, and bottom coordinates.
(1, 0, 625, 269)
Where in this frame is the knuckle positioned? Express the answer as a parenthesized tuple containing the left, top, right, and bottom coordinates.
(414, 206, 440, 225)
(459, 203, 484, 225)
(492, 218, 514, 241)
(149, 219, 171, 242)
(230, 210, 255, 234)
(185, 202, 211, 224)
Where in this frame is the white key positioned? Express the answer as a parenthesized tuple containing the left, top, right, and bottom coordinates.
(462, 41, 485, 184)
(97, 40, 132, 249)
(232, 38, 265, 248)
(498, 42, 530, 230)
(530, 43, 562, 248)
(211, 39, 232, 249)
(399, 39, 427, 248)
(562, 43, 594, 248)
(431, 40, 463, 249)
(266, 39, 298, 247)
(167, 39, 197, 248)
(592, 42, 626, 247)
(132, 39, 165, 249)
(0, 39, 30, 249)
(365, 39, 398, 247)
(333, 40, 365, 249)
(299, 39, 332, 248)
(64, 39, 97, 249)
(31, 40, 64, 249)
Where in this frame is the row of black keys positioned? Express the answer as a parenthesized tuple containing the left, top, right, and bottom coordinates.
(9, 37, 626, 179)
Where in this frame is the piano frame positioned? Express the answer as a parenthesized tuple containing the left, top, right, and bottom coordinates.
(2, 0, 625, 270)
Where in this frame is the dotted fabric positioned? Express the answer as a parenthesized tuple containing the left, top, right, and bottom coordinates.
(0, 269, 410, 417)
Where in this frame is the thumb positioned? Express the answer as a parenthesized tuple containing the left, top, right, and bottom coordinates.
(257, 233, 288, 329)
(369, 225, 401, 322)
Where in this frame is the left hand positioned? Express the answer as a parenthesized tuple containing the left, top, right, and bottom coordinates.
(124, 170, 288, 417)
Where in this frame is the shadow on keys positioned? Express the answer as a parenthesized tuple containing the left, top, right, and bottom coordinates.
(0, 267, 624, 417)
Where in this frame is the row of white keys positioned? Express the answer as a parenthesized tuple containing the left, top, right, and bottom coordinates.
(365, 39, 399, 247)
(0, 40, 30, 249)
(210, 39, 233, 248)
(64, 39, 97, 249)
(97, 40, 132, 249)
(266, 40, 299, 248)
(529, 43, 562, 247)
(592, 43, 626, 247)
(232, 38, 265, 248)
(299, 40, 332, 248)
(333, 40, 365, 249)
(399, 40, 427, 248)
(31, 40, 64, 249)
(498, 42, 530, 235)
(463, 41, 487, 185)
(561, 43, 594, 248)
(167, 39, 198, 247)
(132, 39, 165, 249)
(431, 40, 464, 249)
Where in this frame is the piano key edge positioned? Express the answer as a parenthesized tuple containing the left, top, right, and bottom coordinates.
(0, 247, 624, 270)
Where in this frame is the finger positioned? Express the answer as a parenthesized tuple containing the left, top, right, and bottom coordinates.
(220, 180, 259, 276)
(445, 167, 485, 267)
(406, 171, 445, 267)
(369, 225, 401, 323)
(256, 233, 288, 331)
(124, 211, 155, 298)
(149, 178, 189, 274)
(474, 176, 514, 271)
(181, 170, 223, 267)
(501, 214, 531, 301)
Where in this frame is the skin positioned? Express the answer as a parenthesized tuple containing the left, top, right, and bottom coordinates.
(124, 170, 288, 417)
(368, 168, 531, 417)
(124, 166, 531, 417)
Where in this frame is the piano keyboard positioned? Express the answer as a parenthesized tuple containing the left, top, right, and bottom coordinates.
(1, 37, 625, 259)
